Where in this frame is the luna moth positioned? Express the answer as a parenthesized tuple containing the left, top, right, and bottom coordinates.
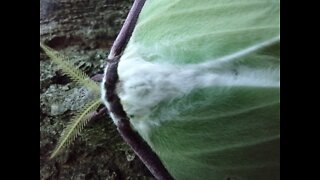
(101, 0, 280, 180)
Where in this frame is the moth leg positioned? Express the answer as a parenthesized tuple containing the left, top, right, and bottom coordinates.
(89, 106, 109, 123)
(90, 73, 104, 82)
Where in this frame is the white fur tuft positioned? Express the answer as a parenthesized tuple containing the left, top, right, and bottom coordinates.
(113, 39, 279, 134)
(101, 37, 280, 136)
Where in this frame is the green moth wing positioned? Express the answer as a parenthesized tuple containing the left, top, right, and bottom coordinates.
(116, 0, 280, 179)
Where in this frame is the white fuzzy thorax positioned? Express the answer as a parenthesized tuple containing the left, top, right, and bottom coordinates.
(101, 37, 280, 135)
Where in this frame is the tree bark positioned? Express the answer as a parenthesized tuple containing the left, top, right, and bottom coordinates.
(40, 0, 132, 49)
(40, 0, 155, 179)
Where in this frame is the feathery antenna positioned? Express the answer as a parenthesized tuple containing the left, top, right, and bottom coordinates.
(40, 42, 104, 158)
